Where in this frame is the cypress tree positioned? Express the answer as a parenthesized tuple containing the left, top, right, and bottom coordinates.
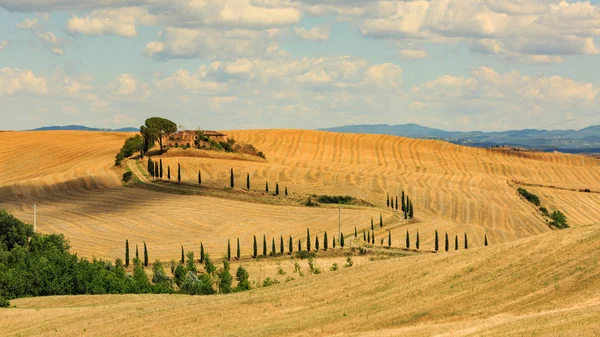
(484, 234, 488, 246)
(271, 238, 276, 256)
(154, 162, 159, 178)
(227, 239, 231, 261)
(402, 191, 406, 212)
(371, 231, 375, 244)
(341, 233, 345, 248)
(285, 186, 288, 196)
(289, 235, 293, 254)
(386, 192, 390, 207)
(380, 213, 383, 228)
(445, 232, 449, 252)
(298, 239, 301, 252)
(307, 228, 311, 252)
(237, 238, 240, 260)
(367, 230, 370, 243)
(455, 235, 458, 251)
(315, 236, 320, 251)
(200, 242, 205, 263)
(354, 227, 357, 238)
(143, 241, 148, 267)
(371, 217, 374, 230)
(333, 237, 336, 249)
(253, 236, 257, 258)
(247, 173, 250, 190)
(125, 239, 130, 267)
(435, 230, 439, 252)
(388, 230, 392, 247)
(395, 196, 398, 211)
(147, 158, 153, 176)
(177, 163, 181, 183)
(406, 230, 410, 249)
(416, 231, 420, 250)
(280, 236, 284, 254)
(464, 233, 468, 249)
(263, 235, 267, 256)
(409, 201, 414, 219)
(324, 232, 328, 250)
(159, 159, 163, 179)
(363, 230, 366, 241)
(230, 168, 234, 189)
(275, 182, 279, 196)
(136, 244, 139, 259)
(265, 181, 269, 193)
(181, 245, 185, 264)
(198, 170, 201, 184)
(168, 166, 171, 180)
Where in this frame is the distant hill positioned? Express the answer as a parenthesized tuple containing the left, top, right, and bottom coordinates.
(319, 124, 600, 154)
(32, 125, 138, 132)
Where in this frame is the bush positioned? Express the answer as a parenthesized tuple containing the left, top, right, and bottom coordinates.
(0, 296, 9, 308)
(329, 263, 339, 271)
(550, 210, 568, 229)
(304, 196, 319, 207)
(295, 250, 316, 259)
(344, 256, 353, 268)
(235, 266, 250, 291)
(122, 171, 133, 182)
(316, 195, 355, 204)
(539, 207, 549, 216)
(308, 257, 321, 274)
(517, 188, 540, 206)
(262, 277, 279, 287)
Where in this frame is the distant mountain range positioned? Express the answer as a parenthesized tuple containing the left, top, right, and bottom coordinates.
(32, 125, 138, 132)
(319, 124, 600, 154)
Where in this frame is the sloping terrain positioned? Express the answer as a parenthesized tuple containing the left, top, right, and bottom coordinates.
(2, 224, 599, 336)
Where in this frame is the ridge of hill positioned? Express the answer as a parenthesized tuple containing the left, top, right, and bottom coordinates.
(31, 125, 138, 132)
(320, 123, 600, 153)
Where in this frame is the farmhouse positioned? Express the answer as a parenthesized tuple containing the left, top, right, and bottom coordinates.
(166, 130, 228, 148)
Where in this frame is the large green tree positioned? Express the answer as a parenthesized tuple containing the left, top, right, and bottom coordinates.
(140, 117, 177, 154)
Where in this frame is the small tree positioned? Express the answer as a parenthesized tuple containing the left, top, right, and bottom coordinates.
(285, 187, 288, 196)
(455, 235, 458, 250)
(154, 162, 159, 178)
(265, 181, 269, 193)
(406, 230, 410, 249)
(246, 173, 250, 190)
(271, 238, 276, 256)
(341, 233, 345, 248)
(168, 166, 171, 180)
(416, 231, 420, 250)
(198, 170, 201, 185)
(409, 202, 414, 219)
(263, 235, 267, 257)
(147, 158, 154, 176)
(445, 232, 449, 252)
(388, 230, 392, 247)
(230, 168, 234, 189)
(200, 242, 205, 263)
(227, 239, 231, 261)
(367, 231, 370, 243)
(177, 163, 181, 183)
(333, 237, 336, 249)
(289, 235, 293, 254)
(159, 159, 163, 179)
(136, 244, 139, 260)
(236, 238, 240, 260)
(218, 259, 233, 294)
(307, 228, 311, 252)
(204, 253, 216, 274)
(125, 239, 130, 267)
(386, 192, 390, 207)
(371, 231, 375, 244)
(315, 236, 320, 251)
(235, 266, 250, 291)
(371, 217, 374, 230)
(324, 232, 328, 250)
(186, 251, 196, 274)
(280, 236, 284, 254)
(354, 227, 357, 238)
(380, 213, 383, 228)
(181, 245, 185, 264)
(435, 230, 439, 252)
(253, 236, 257, 258)
(143, 241, 149, 267)
(484, 234, 488, 246)
(395, 196, 398, 212)
(363, 230, 366, 241)
(464, 233, 468, 249)
(298, 239, 302, 252)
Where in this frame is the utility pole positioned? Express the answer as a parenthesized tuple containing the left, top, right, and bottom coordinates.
(338, 207, 341, 243)
(33, 203, 37, 233)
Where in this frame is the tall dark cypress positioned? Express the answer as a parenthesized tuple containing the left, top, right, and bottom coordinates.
(263, 235, 267, 256)
(159, 159, 163, 178)
(136, 244, 139, 259)
(388, 230, 392, 247)
(198, 170, 201, 185)
(371, 231, 375, 244)
(265, 181, 269, 193)
(354, 227, 357, 238)
(168, 166, 171, 180)
(280, 236, 284, 254)
(395, 196, 398, 211)
(333, 237, 336, 249)
(307, 228, 311, 252)
(200, 242, 205, 263)
(227, 239, 231, 261)
(147, 157, 153, 176)
(315, 236, 320, 251)
(275, 182, 279, 196)
(455, 235, 458, 250)
(445, 232, 449, 252)
(324, 232, 328, 250)
(363, 230, 366, 241)
(406, 230, 410, 249)
(177, 163, 181, 183)
(253, 236, 257, 258)
(289, 235, 293, 254)
(367, 231, 370, 243)
(484, 234, 488, 246)
(154, 162, 159, 178)
(371, 217, 374, 230)
(271, 238, 276, 256)
(230, 168, 234, 189)
(416, 231, 420, 250)
(341, 233, 345, 248)
(181, 245, 184, 264)
(246, 173, 250, 190)
(285, 187, 288, 196)
(409, 201, 414, 219)
(237, 238, 240, 260)
(125, 239, 130, 267)
(435, 230, 439, 252)
(386, 192, 390, 207)
(464, 233, 468, 249)
(402, 191, 406, 212)
(143, 241, 148, 267)
(380, 213, 383, 228)
(298, 239, 301, 252)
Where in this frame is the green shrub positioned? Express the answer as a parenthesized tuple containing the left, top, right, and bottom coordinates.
(262, 277, 279, 287)
(344, 256, 353, 268)
(316, 195, 355, 204)
(517, 188, 541, 206)
(0, 297, 10, 308)
(550, 210, 568, 229)
(330, 263, 339, 271)
(308, 257, 321, 274)
(235, 266, 251, 291)
(295, 250, 316, 259)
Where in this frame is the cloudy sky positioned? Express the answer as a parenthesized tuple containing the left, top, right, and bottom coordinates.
(1, 0, 599, 131)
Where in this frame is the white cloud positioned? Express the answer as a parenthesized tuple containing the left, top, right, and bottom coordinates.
(0, 0, 148, 12)
(294, 26, 329, 41)
(155, 69, 228, 94)
(0, 68, 48, 95)
(67, 7, 151, 37)
(115, 74, 138, 96)
(0, 40, 7, 52)
(398, 49, 428, 60)
(16, 17, 39, 30)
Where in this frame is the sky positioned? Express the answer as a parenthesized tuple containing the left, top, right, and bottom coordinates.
(0, 0, 599, 132)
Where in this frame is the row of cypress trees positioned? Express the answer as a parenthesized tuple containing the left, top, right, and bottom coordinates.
(125, 240, 150, 267)
(245, 229, 346, 258)
(432, 231, 489, 252)
(147, 158, 181, 183)
(386, 191, 414, 219)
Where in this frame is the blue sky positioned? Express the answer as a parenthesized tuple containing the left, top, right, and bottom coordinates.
(1, 0, 599, 131)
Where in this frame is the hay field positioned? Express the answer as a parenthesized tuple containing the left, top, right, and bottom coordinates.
(0, 130, 598, 261)
(3, 224, 599, 336)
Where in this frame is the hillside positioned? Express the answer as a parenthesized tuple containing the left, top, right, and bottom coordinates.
(0, 130, 598, 262)
(3, 223, 599, 336)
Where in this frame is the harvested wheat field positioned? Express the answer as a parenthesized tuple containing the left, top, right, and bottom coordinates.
(1, 130, 599, 261)
(3, 224, 600, 336)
